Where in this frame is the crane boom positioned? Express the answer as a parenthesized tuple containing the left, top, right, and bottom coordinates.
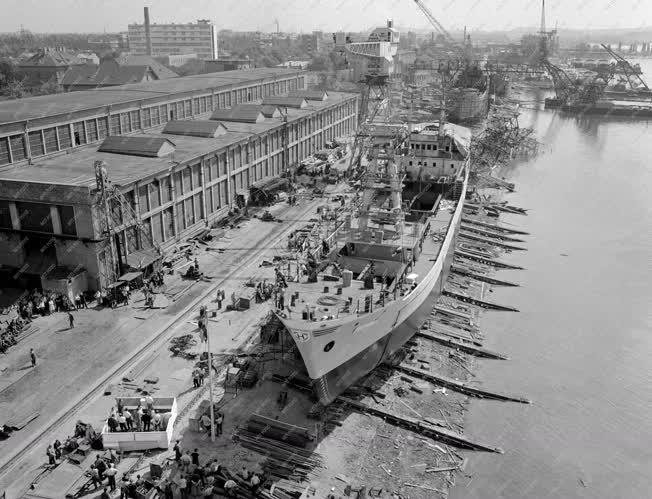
(600, 43, 650, 92)
(412, 0, 462, 52)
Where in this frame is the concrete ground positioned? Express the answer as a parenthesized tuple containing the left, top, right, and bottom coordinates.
(0, 181, 351, 498)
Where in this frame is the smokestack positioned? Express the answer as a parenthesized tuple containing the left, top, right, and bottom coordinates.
(144, 6, 152, 56)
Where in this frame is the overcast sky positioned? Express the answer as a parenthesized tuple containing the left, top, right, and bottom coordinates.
(1, 0, 651, 34)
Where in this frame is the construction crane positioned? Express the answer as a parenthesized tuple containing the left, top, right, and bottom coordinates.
(600, 43, 650, 93)
(94, 160, 162, 285)
(412, 0, 464, 54)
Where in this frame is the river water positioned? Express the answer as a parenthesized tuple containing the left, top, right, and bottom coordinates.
(452, 63, 652, 499)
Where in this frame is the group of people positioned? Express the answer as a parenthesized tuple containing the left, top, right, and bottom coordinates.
(88, 453, 120, 495)
(0, 317, 24, 353)
(14, 289, 80, 322)
(106, 396, 169, 433)
(171, 444, 261, 498)
(45, 439, 63, 465)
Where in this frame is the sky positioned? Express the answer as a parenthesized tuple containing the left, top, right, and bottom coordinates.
(2, 0, 652, 34)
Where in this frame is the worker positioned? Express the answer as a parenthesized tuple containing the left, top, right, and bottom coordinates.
(90, 465, 101, 489)
(250, 473, 261, 492)
(68, 311, 75, 329)
(100, 487, 110, 499)
(46, 445, 55, 465)
(174, 440, 182, 461)
(201, 413, 212, 434)
(215, 412, 223, 436)
(153, 412, 162, 431)
(104, 463, 118, 492)
(223, 479, 238, 496)
(30, 348, 36, 367)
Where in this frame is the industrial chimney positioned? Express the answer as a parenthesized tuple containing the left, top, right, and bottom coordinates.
(144, 6, 152, 56)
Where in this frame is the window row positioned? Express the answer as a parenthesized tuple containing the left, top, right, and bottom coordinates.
(0, 76, 303, 166)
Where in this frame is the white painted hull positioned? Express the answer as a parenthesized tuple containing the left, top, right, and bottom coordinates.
(278, 172, 468, 404)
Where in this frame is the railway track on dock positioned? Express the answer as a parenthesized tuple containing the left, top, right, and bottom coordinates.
(0, 197, 330, 489)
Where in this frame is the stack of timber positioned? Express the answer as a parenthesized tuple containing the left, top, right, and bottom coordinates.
(234, 414, 322, 481)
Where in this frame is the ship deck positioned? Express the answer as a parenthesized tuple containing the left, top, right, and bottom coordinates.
(282, 203, 456, 323)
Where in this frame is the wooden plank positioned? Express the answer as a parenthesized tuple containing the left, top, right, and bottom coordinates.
(337, 396, 503, 453)
(416, 330, 509, 360)
(394, 364, 531, 404)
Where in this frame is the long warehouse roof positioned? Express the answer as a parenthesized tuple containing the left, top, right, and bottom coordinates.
(0, 67, 303, 124)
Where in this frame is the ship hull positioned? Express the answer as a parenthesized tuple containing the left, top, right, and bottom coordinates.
(277, 170, 468, 405)
(312, 228, 457, 403)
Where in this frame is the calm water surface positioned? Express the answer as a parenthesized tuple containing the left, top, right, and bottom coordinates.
(452, 68, 652, 499)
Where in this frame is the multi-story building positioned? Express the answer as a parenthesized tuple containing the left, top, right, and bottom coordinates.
(128, 18, 218, 60)
(0, 68, 358, 291)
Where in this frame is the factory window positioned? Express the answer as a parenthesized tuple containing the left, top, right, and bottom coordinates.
(125, 226, 139, 253)
(219, 182, 227, 208)
(193, 194, 203, 221)
(110, 116, 121, 135)
(43, 128, 58, 153)
(450, 164, 455, 169)
(57, 126, 72, 150)
(183, 167, 192, 191)
(97, 118, 108, 139)
(193, 98, 200, 115)
(142, 108, 152, 128)
(218, 154, 227, 176)
(445, 145, 450, 152)
(433, 162, 437, 167)
(161, 176, 171, 204)
(138, 185, 149, 213)
(120, 113, 132, 134)
(149, 182, 161, 209)
(184, 100, 192, 116)
(151, 107, 160, 126)
(16, 202, 53, 233)
(29, 131, 44, 157)
(183, 197, 194, 228)
(418, 161, 422, 166)
(0, 200, 12, 228)
(86, 120, 98, 142)
(206, 186, 213, 213)
(163, 207, 174, 240)
(159, 105, 168, 123)
(174, 171, 183, 196)
(409, 161, 413, 166)
(73, 122, 86, 146)
(130, 111, 141, 130)
(176, 102, 184, 119)
(57, 205, 77, 236)
(204, 161, 211, 183)
(210, 157, 218, 180)
(212, 184, 221, 211)
(191, 163, 201, 188)
(151, 213, 163, 243)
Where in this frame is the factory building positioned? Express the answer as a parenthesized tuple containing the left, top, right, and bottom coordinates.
(127, 9, 218, 60)
(0, 69, 358, 292)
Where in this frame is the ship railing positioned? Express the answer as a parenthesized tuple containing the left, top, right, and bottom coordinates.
(302, 289, 399, 322)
